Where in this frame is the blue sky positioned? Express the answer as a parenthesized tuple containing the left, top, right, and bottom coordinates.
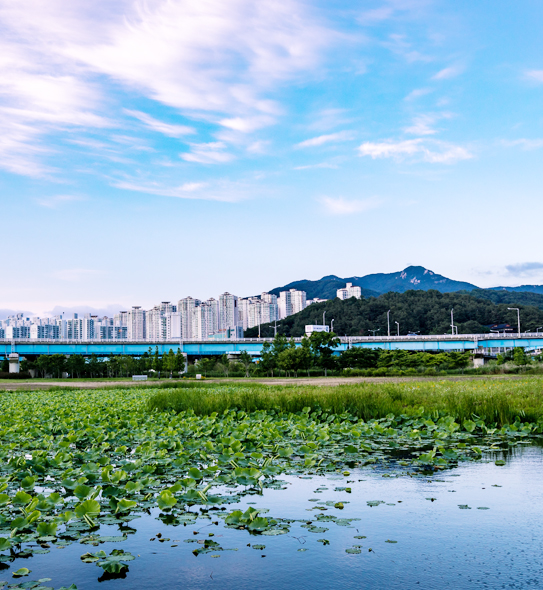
(2, 0, 543, 316)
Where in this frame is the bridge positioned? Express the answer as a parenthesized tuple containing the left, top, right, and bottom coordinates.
(2, 333, 542, 358)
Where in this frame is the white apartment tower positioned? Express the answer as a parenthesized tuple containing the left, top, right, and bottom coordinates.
(219, 292, 239, 331)
(127, 306, 145, 340)
(177, 297, 201, 340)
(278, 289, 307, 319)
(336, 282, 362, 300)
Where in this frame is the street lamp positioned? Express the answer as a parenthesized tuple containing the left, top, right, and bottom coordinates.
(387, 310, 391, 337)
(395, 321, 400, 336)
(368, 328, 380, 336)
(331, 319, 334, 333)
(323, 311, 326, 327)
(507, 307, 520, 337)
(536, 327, 543, 334)
(451, 308, 455, 336)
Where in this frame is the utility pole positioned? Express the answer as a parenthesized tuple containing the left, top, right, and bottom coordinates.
(451, 308, 454, 336)
(387, 310, 391, 337)
(323, 311, 326, 327)
(507, 307, 520, 337)
(395, 321, 400, 336)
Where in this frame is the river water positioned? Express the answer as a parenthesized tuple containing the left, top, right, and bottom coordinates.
(6, 445, 543, 590)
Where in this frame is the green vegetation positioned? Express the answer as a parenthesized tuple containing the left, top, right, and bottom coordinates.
(147, 379, 543, 426)
(246, 289, 543, 337)
(0, 381, 541, 585)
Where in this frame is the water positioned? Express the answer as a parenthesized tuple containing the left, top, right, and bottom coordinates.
(5, 447, 543, 590)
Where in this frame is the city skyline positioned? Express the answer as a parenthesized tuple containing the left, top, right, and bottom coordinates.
(2, 1, 543, 315)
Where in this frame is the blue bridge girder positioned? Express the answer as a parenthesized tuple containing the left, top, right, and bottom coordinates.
(1, 334, 543, 357)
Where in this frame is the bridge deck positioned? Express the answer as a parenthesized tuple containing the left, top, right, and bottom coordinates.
(1, 334, 543, 357)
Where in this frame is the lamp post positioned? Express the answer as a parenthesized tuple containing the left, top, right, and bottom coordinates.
(507, 307, 521, 337)
(395, 321, 400, 336)
(387, 310, 391, 337)
(368, 328, 380, 336)
(331, 319, 334, 333)
(536, 327, 543, 334)
(323, 311, 326, 328)
(451, 308, 455, 336)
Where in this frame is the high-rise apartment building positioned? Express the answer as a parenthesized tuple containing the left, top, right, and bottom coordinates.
(127, 307, 145, 340)
(278, 289, 307, 319)
(177, 297, 201, 340)
(336, 282, 362, 300)
(219, 292, 239, 331)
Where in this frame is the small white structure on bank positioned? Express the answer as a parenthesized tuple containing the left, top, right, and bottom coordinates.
(305, 325, 330, 336)
(8, 353, 20, 373)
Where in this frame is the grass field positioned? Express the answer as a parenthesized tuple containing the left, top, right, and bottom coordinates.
(147, 378, 543, 427)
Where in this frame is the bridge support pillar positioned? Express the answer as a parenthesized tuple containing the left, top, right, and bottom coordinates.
(8, 353, 20, 373)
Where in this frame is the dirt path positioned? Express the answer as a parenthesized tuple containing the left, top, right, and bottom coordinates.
(0, 373, 530, 391)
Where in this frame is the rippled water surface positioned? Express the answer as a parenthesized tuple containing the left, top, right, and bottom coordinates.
(6, 446, 543, 590)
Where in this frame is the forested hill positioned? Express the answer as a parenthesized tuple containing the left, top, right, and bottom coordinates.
(245, 290, 543, 338)
(466, 289, 543, 310)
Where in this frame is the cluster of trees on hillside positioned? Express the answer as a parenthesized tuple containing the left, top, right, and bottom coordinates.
(26, 347, 185, 378)
(245, 290, 543, 338)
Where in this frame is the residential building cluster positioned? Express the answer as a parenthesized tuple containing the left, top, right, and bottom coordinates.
(1, 286, 348, 341)
(0, 283, 361, 341)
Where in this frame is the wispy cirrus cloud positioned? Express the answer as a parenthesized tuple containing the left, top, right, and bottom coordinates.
(433, 64, 464, 80)
(124, 109, 195, 137)
(181, 142, 234, 164)
(358, 138, 471, 163)
(0, 0, 332, 177)
(36, 194, 86, 208)
(319, 196, 382, 216)
(500, 138, 543, 150)
(525, 70, 543, 83)
(296, 131, 355, 149)
(112, 179, 246, 203)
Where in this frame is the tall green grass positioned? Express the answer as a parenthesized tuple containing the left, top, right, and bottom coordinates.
(147, 379, 543, 426)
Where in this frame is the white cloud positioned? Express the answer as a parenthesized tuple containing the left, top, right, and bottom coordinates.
(36, 194, 86, 208)
(432, 65, 464, 80)
(525, 70, 543, 83)
(500, 138, 543, 150)
(181, 142, 234, 164)
(404, 87, 433, 101)
(124, 109, 195, 137)
(112, 179, 244, 202)
(404, 112, 452, 136)
(0, 0, 332, 175)
(294, 162, 338, 170)
(319, 196, 382, 215)
(296, 131, 355, 148)
(358, 138, 471, 163)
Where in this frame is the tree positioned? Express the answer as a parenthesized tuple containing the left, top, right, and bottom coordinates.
(152, 347, 162, 378)
(277, 347, 298, 377)
(309, 331, 339, 377)
(338, 347, 380, 370)
(513, 347, 530, 367)
(163, 349, 176, 377)
(175, 350, 186, 374)
(1, 358, 9, 372)
(66, 355, 86, 378)
(238, 351, 254, 378)
(216, 354, 231, 377)
(298, 337, 313, 376)
(259, 341, 277, 377)
(197, 357, 214, 376)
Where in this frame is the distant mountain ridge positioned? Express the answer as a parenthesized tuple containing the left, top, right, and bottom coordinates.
(269, 266, 479, 299)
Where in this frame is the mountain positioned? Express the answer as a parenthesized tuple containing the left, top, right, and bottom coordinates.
(269, 266, 478, 299)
